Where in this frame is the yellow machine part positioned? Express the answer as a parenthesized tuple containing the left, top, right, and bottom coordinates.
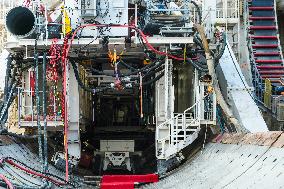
(264, 79, 272, 109)
(62, 9, 72, 35)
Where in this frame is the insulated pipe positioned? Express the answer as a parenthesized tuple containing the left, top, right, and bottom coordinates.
(194, 24, 245, 133)
(6, 6, 36, 38)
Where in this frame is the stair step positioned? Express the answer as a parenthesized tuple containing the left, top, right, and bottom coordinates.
(270, 80, 284, 83)
(254, 52, 280, 56)
(251, 36, 277, 39)
(250, 26, 276, 30)
(255, 60, 282, 63)
(252, 44, 278, 48)
(261, 75, 282, 78)
(260, 71, 284, 75)
(249, 7, 274, 11)
(249, 16, 275, 20)
(257, 66, 284, 69)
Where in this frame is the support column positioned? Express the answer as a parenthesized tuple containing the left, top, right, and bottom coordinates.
(66, 61, 81, 165)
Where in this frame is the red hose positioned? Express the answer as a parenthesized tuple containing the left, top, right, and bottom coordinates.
(0, 174, 14, 189)
(64, 24, 197, 63)
(62, 35, 70, 182)
(5, 159, 66, 186)
(60, 24, 199, 183)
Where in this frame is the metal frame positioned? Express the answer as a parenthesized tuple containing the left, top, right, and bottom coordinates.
(156, 68, 216, 160)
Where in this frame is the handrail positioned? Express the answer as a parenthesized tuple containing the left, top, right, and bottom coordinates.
(156, 84, 216, 159)
(245, 0, 270, 105)
(183, 93, 209, 114)
(157, 91, 210, 130)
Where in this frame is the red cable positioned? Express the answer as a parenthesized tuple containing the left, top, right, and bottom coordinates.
(0, 174, 14, 189)
(62, 34, 71, 182)
(60, 24, 200, 183)
(63, 24, 197, 63)
(5, 159, 66, 186)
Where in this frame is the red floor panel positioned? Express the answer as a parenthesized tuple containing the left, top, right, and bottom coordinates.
(101, 174, 159, 189)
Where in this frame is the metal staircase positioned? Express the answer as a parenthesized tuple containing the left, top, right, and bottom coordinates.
(156, 66, 216, 160)
(246, 0, 284, 120)
(156, 103, 201, 159)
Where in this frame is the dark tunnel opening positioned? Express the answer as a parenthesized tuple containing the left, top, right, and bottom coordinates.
(6, 6, 35, 37)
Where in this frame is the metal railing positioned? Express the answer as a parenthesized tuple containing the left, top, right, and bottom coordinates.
(244, 0, 284, 121)
(0, 0, 15, 22)
(156, 83, 216, 159)
(17, 87, 63, 128)
(216, 8, 239, 19)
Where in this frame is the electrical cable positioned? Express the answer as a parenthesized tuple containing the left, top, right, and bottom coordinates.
(119, 59, 137, 71)
(34, 52, 44, 169)
(70, 60, 109, 94)
(75, 58, 164, 77)
(42, 53, 48, 173)
(3, 55, 12, 118)
(1, 158, 67, 186)
(142, 72, 164, 86)
(63, 24, 197, 63)
(2, 165, 42, 187)
(0, 174, 14, 189)
(0, 82, 18, 124)
(61, 34, 69, 183)
(4, 157, 79, 187)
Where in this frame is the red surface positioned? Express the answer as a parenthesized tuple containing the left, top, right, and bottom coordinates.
(251, 36, 277, 39)
(29, 71, 35, 96)
(261, 75, 282, 78)
(0, 174, 14, 189)
(259, 71, 284, 75)
(257, 66, 284, 69)
(101, 182, 134, 189)
(249, 26, 276, 30)
(249, 7, 274, 10)
(254, 52, 280, 56)
(249, 16, 275, 20)
(255, 60, 282, 63)
(101, 174, 159, 189)
(252, 44, 278, 48)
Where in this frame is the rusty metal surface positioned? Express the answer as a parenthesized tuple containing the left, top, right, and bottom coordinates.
(215, 131, 284, 147)
(0, 135, 15, 145)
